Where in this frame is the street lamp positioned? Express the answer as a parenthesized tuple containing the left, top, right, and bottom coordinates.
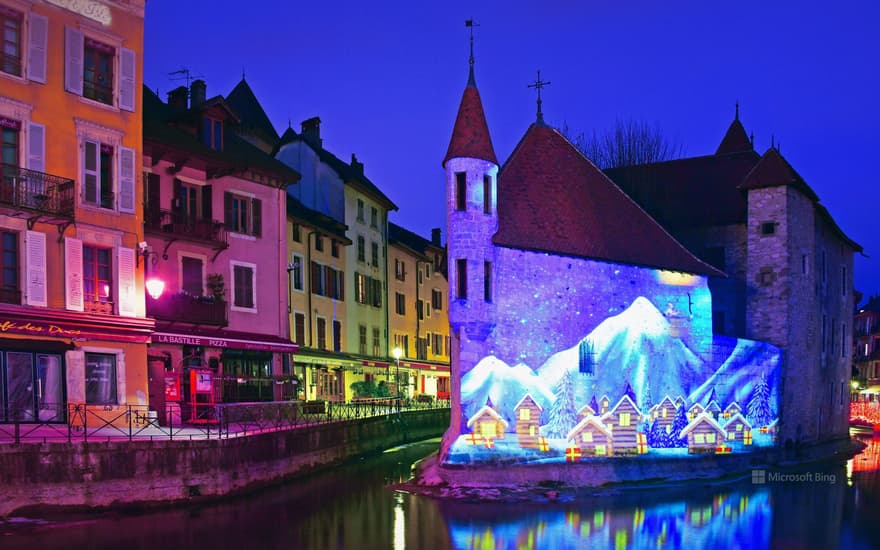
(392, 347, 402, 408)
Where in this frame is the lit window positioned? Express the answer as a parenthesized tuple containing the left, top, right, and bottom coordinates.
(85, 352, 117, 405)
(519, 408, 530, 421)
(83, 245, 112, 309)
(83, 38, 114, 105)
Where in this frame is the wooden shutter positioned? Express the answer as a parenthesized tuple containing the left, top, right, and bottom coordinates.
(24, 230, 47, 307)
(201, 185, 212, 220)
(26, 122, 45, 173)
(252, 198, 262, 236)
(27, 13, 48, 83)
(224, 192, 233, 228)
(65, 237, 84, 311)
(325, 266, 333, 298)
(83, 140, 99, 203)
(64, 26, 83, 95)
(310, 261, 319, 295)
(118, 146, 135, 213)
(118, 47, 136, 112)
(172, 178, 183, 214)
(116, 246, 136, 316)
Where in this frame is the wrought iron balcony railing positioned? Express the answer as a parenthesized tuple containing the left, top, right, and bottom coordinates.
(0, 163, 75, 218)
(146, 292, 228, 326)
(145, 209, 228, 247)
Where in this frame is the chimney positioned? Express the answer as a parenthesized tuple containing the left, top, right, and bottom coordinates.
(190, 79, 206, 109)
(167, 86, 188, 112)
(431, 228, 442, 246)
(301, 117, 321, 148)
(350, 153, 363, 174)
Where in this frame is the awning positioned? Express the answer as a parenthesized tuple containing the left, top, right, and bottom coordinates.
(152, 326, 298, 354)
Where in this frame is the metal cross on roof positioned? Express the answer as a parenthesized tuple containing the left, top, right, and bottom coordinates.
(528, 70, 551, 124)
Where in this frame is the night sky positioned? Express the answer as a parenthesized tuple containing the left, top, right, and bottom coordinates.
(144, 1, 880, 298)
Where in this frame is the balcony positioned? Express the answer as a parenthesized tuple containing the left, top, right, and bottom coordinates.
(146, 292, 228, 326)
(145, 209, 229, 259)
(0, 163, 75, 229)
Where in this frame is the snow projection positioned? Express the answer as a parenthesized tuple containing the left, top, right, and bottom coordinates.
(449, 296, 781, 464)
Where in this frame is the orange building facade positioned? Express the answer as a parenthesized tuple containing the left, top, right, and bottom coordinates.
(0, 0, 152, 426)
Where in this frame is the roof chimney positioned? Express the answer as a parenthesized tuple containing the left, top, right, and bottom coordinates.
(431, 228, 442, 246)
(190, 79, 206, 109)
(167, 86, 188, 112)
(350, 153, 363, 174)
(301, 117, 321, 148)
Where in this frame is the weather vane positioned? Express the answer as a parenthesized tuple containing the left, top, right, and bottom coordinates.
(528, 70, 551, 124)
(465, 19, 480, 84)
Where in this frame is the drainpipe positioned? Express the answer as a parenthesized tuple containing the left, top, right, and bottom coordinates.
(305, 230, 318, 400)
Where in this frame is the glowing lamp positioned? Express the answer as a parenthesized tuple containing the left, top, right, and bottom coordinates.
(392, 347, 402, 360)
(145, 278, 165, 300)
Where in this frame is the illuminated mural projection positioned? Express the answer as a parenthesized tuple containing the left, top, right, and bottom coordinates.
(443, 53, 782, 466)
(447, 294, 781, 464)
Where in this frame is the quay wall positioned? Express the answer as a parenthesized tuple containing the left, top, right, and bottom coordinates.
(0, 409, 449, 517)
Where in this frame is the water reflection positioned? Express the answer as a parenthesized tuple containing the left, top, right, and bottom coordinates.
(1, 436, 879, 550)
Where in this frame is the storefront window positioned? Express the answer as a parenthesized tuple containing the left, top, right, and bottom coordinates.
(221, 350, 273, 402)
(85, 352, 116, 405)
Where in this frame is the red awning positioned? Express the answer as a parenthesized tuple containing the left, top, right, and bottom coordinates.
(152, 326, 298, 354)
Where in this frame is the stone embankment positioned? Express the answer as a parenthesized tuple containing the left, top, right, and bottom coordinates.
(0, 409, 449, 517)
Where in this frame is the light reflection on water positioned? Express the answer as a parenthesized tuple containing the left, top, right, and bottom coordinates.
(1, 436, 878, 550)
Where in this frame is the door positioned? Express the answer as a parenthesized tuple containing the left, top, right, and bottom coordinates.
(2, 351, 65, 423)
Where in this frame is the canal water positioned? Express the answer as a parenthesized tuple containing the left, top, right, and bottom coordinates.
(2, 434, 879, 550)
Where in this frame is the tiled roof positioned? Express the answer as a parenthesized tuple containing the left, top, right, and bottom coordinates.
(605, 150, 761, 230)
(226, 78, 280, 147)
(739, 147, 819, 200)
(715, 118, 753, 155)
(143, 86, 300, 184)
(388, 222, 441, 259)
(287, 196, 351, 243)
(275, 127, 397, 211)
(493, 123, 722, 277)
(443, 84, 498, 167)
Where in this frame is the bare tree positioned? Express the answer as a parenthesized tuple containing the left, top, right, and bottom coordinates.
(561, 118, 684, 169)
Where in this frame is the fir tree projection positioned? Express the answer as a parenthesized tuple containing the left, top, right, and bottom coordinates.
(707, 387, 717, 405)
(589, 395, 599, 415)
(579, 339, 596, 375)
(647, 419, 671, 448)
(623, 381, 637, 404)
(642, 383, 653, 412)
(747, 373, 773, 427)
(670, 405, 690, 447)
(547, 369, 579, 438)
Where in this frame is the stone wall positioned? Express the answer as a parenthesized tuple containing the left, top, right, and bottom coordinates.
(0, 409, 449, 517)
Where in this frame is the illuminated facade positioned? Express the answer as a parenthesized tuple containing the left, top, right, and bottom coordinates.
(0, 0, 153, 427)
(388, 222, 450, 400)
(607, 111, 861, 446)
(853, 296, 880, 392)
(441, 52, 785, 465)
(142, 80, 299, 420)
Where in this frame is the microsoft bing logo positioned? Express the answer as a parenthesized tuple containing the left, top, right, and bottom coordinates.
(751, 469, 766, 484)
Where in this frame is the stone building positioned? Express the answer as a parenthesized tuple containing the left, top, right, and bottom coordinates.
(606, 109, 861, 446)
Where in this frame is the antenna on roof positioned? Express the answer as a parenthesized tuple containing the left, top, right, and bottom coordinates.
(168, 68, 202, 88)
(242, 67, 246, 81)
(749, 131, 754, 147)
(735, 100, 739, 121)
(465, 18, 479, 85)
(771, 134, 775, 150)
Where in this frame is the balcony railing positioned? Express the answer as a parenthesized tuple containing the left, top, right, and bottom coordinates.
(0, 163, 75, 218)
(146, 292, 228, 326)
(145, 209, 228, 247)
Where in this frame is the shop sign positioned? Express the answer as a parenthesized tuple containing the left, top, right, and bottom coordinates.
(0, 319, 81, 338)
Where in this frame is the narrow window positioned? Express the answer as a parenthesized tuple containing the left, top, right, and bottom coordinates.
(358, 325, 367, 355)
(292, 224, 301, 242)
(1, 117, 19, 167)
(294, 312, 305, 345)
(483, 175, 492, 214)
(432, 289, 442, 310)
(372, 327, 380, 356)
(0, 8, 22, 77)
(181, 257, 203, 296)
(233, 264, 255, 308)
(333, 320, 342, 352)
(82, 245, 112, 310)
(760, 222, 775, 236)
(371, 242, 379, 266)
(484, 261, 492, 303)
(455, 172, 466, 211)
(290, 255, 304, 291)
(395, 292, 405, 315)
(331, 240, 340, 258)
(316, 317, 327, 350)
(83, 38, 114, 105)
(314, 235, 323, 252)
(456, 259, 467, 299)
(370, 207, 378, 228)
(0, 231, 18, 304)
(356, 199, 364, 222)
(357, 236, 365, 262)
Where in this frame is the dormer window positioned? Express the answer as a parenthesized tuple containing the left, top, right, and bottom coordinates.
(202, 117, 223, 151)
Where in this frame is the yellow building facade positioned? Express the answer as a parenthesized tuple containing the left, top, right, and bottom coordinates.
(286, 197, 354, 401)
(0, 0, 151, 426)
(388, 223, 450, 400)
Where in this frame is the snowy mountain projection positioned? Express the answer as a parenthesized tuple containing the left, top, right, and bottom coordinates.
(455, 296, 781, 462)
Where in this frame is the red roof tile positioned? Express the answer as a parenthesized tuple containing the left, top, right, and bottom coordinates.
(493, 124, 722, 276)
(715, 118, 753, 155)
(443, 84, 498, 167)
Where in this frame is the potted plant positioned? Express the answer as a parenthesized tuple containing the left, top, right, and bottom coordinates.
(206, 273, 226, 301)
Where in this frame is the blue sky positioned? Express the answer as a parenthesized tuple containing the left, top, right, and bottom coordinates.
(144, 0, 880, 297)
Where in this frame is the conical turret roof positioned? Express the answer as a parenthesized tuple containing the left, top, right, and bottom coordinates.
(443, 82, 498, 167)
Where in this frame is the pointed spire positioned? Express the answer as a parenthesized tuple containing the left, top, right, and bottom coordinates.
(715, 103, 753, 155)
(527, 70, 551, 125)
(443, 25, 498, 167)
(465, 19, 479, 87)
